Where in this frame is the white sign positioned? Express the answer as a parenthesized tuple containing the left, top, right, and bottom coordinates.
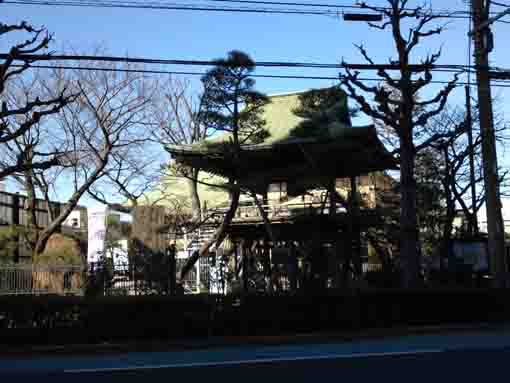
(87, 206, 108, 265)
(107, 239, 129, 272)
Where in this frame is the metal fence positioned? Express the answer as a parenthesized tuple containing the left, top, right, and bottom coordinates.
(103, 258, 212, 296)
(0, 264, 83, 296)
(0, 260, 386, 297)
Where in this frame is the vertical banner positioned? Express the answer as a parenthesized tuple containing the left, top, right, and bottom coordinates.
(87, 206, 108, 266)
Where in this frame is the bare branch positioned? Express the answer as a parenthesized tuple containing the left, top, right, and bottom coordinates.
(406, 13, 444, 53)
(413, 74, 460, 128)
(341, 76, 395, 129)
(368, 20, 392, 30)
(0, 92, 75, 144)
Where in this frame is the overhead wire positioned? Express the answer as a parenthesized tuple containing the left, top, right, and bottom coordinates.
(4, 1, 510, 86)
(0, 52, 485, 73)
(208, 0, 472, 16)
(5, 0, 510, 25)
(0, 0, 489, 19)
(1, 0, 340, 15)
(12, 63, 510, 88)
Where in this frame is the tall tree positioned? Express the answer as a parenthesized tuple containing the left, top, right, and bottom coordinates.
(423, 104, 508, 268)
(367, 102, 508, 275)
(153, 77, 209, 222)
(340, 1, 459, 286)
(6, 61, 153, 258)
(176, 50, 269, 284)
(0, 22, 75, 180)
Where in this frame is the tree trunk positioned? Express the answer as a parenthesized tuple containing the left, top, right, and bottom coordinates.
(439, 215, 454, 272)
(42, 188, 54, 223)
(34, 154, 110, 256)
(24, 171, 38, 256)
(178, 185, 240, 283)
(187, 169, 202, 222)
(438, 148, 455, 271)
(400, 132, 420, 287)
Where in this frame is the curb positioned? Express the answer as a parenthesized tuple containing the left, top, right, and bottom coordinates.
(1, 322, 509, 358)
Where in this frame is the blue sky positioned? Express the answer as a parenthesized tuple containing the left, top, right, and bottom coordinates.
(2, 0, 510, 206)
(2, 0, 486, 98)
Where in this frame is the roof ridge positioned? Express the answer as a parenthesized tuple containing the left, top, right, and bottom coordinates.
(268, 89, 313, 98)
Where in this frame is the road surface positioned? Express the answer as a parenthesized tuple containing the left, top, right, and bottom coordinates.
(2, 329, 510, 382)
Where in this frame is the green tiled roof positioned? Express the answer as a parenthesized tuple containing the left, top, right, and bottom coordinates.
(195, 88, 350, 147)
(260, 91, 316, 143)
(152, 88, 395, 208)
(151, 90, 338, 209)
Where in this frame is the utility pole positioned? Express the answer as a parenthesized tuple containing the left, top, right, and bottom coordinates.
(465, 85, 479, 235)
(471, 0, 507, 286)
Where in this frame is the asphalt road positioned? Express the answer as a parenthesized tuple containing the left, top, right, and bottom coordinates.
(3, 330, 510, 382)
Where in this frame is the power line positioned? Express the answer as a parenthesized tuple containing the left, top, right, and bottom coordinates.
(208, 0, 381, 10)
(0, 0, 482, 19)
(14, 63, 342, 80)
(208, 0, 472, 15)
(1, 0, 338, 15)
(0, 52, 482, 73)
(13, 63, 510, 88)
(6, 0, 510, 24)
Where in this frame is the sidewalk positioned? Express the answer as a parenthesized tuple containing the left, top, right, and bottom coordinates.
(2, 321, 509, 358)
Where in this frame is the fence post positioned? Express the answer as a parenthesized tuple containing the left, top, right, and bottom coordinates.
(12, 194, 20, 263)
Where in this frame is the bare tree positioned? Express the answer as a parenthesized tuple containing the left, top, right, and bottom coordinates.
(6, 61, 154, 258)
(340, 1, 459, 286)
(86, 137, 162, 211)
(152, 77, 209, 222)
(0, 22, 75, 180)
(425, 104, 509, 265)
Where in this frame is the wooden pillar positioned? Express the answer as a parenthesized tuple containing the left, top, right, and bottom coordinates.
(350, 176, 362, 277)
(288, 245, 298, 291)
(309, 233, 326, 291)
(167, 243, 176, 295)
(328, 178, 341, 288)
(262, 192, 268, 208)
(329, 178, 337, 217)
(233, 242, 239, 282)
(241, 243, 248, 293)
(264, 240, 273, 293)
